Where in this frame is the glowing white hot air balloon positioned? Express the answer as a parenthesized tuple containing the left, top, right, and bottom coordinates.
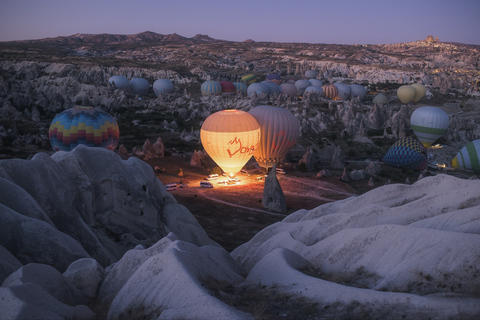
(410, 106, 449, 148)
(200, 110, 260, 175)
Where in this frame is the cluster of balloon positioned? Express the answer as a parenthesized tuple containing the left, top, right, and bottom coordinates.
(322, 84, 338, 100)
(397, 84, 426, 104)
(233, 82, 247, 93)
(295, 79, 312, 96)
(201, 80, 222, 96)
(248, 105, 300, 169)
(241, 74, 256, 85)
(410, 106, 449, 148)
(153, 79, 174, 97)
(247, 83, 270, 98)
(219, 81, 236, 95)
(129, 78, 150, 97)
(451, 139, 480, 170)
(382, 137, 427, 170)
(266, 73, 282, 85)
(200, 110, 260, 175)
(372, 93, 389, 105)
(305, 70, 318, 79)
(108, 76, 129, 90)
(49, 106, 119, 152)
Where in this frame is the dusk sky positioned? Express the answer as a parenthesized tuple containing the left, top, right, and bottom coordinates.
(1, 0, 479, 45)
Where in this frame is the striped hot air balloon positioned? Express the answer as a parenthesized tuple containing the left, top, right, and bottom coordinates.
(49, 106, 119, 152)
(201, 80, 222, 96)
(322, 84, 338, 100)
(451, 139, 480, 171)
(200, 110, 260, 175)
(383, 137, 427, 170)
(233, 82, 247, 93)
(410, 106, 449, 148)
(248, 105, 300, 169)
(241, 74, 257, 85)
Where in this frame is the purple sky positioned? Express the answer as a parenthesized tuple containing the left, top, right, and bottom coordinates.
(1, 0, 479, 45)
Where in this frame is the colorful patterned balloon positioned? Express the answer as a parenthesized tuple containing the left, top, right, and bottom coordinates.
(266, 73, 282, 85)
(49, 106, 119, 152)
(233, 82, 247, 93)
(241, 74, 257, 85)
(383, 137, 427, 170)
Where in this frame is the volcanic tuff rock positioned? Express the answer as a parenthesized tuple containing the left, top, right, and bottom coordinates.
(262, 164, 287, 213)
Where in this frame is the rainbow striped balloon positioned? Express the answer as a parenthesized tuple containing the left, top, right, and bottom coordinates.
(451, 139, 480, 170)
(49, 106, 119, 152)
(201, 80, 222, 96)
(241, 74, 257, 85)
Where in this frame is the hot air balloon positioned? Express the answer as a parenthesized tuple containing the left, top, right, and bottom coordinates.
(108, 76, 129, 90)
(411, 83, 427, 103)
(241, 74, 257, 85)
(373, 93, 389, 105)
(266, 73, 282, 85)
(49, 106, 119, 152)
(247, 83, 269, 98)
(334, 82, 351, 100)
(280, 83, 298, 98)
(201, 80, 222, 96)
(233, 82, 247, 93)
(304, 86, 324, 96)
(382, 137, 427, 170)
(219, 81, 236, 95)
(153, 79, 174, 96)
(397, 85, 416, 104)
(248, 105, 300, 169)
(349, 84, 367, 100)
(451, 139, 480, 170)
(200, 110, 260, 175)
(261, 81, 282, 96)
(129, 78, 150, 96)
(305, 70, 318, 79)
(410, 106, 449, 148)
(309, 79, 323, 88)
(322, 84, 338, 100)
(295, 79, 311, 96)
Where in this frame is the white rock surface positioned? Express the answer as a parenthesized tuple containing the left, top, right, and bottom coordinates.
(63, 258, 106, 299)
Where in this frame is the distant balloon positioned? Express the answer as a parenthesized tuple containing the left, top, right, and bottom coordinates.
(333, 83, 351, 100)
(201, 80, 222, 96)
(295, 79, 311, 96)
(248, 105, 300, 169)
(349, 84, 367, 100)
(233, 82, 247, 93)
(49, 106, 119, 152)
(261, 81, 282, 96)
(308, 79, 323, 88)
(200, 110, 260, 175)
(280, 83, 298, 98)
(247, 82, 270, 98)
(383, 137, 427, 170)
(411, 83, 427, 103)
(397, 85, 416, 104)
(322, 84, 338, 100)
(108, 76, 129, 90)
(219, 81, 236, 95)
(266, 73, 282, 85)
(153, 79, 174, 96)
(241, 74, 257, 85)
(305, 70, 318, 79)
(304, 86, 324, 96)
(410, 106, 449, 148)
(129, 78, 150, 96)
(372, 93, 389, 105)
(451, 139, 480, 170)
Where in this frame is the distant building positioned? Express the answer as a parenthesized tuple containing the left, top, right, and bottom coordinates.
(425, 35, 439, 43)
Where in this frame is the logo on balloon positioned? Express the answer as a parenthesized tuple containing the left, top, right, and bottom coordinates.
(227, 137, 256, 158)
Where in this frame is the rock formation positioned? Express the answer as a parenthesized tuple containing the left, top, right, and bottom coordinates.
(262, 164, 287, 213)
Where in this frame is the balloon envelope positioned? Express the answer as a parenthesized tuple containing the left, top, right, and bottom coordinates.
(129, 78, 150, 96)
(373, 93, 389, 105)
(219, 81, 236, 94)
(411, 83, 427, 103)
(397, 85, 416, 104)
(322, 84, 338, 100)
(304, 86, 324, 96)
(333, 83, 351, 100)
(295, 79, 311, 96)
(247, 82, 269, 98)
(233, 82, 247, 93)
(261, 81, 282, 96)
(410, 106, 449, 148)
(201, 81, 222, 96)
(248, 105, 300, 168)
(200, 110, 260, 174)
(305, 70, 318, 79)
(349, 84, 367, 100)
(308, 79, 323, 88)
(383, 137, 427, 170)
(108, 76, 129, 90)
(451, 139, 480, 170)
(49, 106, 119, 152)
(241, 74, 256, 85)
(266, 73, 282, 85)
(280, 83, 298, 98)
(153, 79, 174, 96)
